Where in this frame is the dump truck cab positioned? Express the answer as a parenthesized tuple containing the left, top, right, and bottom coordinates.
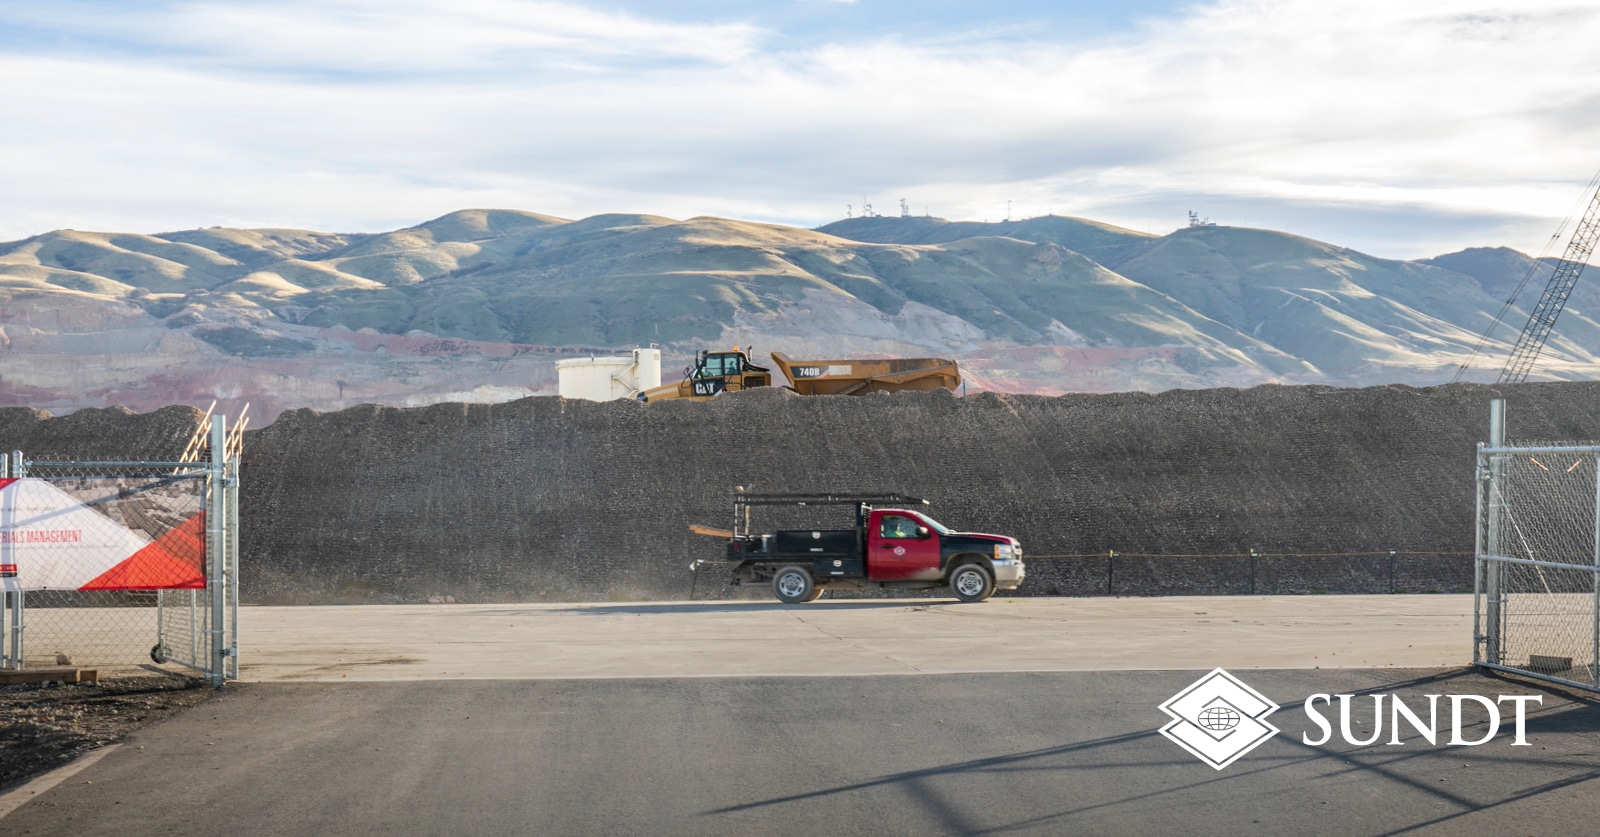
(637, 348, 771, 402)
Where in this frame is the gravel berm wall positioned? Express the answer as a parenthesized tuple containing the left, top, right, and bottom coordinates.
(4, 382, 1600, 603)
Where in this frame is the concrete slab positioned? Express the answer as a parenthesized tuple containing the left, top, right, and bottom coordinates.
(239, 594, 1473, 681)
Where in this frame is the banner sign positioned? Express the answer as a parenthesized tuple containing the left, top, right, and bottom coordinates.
(0, 477, 206, 592)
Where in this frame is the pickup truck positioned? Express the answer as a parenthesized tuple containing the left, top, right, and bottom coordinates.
(722, 493, 1025, 603)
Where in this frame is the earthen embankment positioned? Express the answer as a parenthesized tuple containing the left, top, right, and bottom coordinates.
(5, 382, 1597, 602)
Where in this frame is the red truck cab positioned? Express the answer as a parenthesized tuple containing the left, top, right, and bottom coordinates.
(867, 509, 946, 581)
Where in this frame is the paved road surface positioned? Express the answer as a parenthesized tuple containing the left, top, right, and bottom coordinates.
(240, 595, 1472, 680)
(6, 668, 1599, 836)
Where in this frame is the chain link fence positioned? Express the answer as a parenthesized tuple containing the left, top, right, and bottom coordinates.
(1, 418, 240, 685)
(1476, 437, 1600, 692)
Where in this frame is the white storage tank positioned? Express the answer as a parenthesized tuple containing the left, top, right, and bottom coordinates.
(556, 347, 662, 401)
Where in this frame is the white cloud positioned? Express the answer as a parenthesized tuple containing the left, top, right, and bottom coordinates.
(2, 0, 1598, 258)
(8, 1, 763, 72)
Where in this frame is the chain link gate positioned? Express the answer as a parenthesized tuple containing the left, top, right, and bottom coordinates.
(1475, 401, 1600, 692)
(0, 417, 240, 686)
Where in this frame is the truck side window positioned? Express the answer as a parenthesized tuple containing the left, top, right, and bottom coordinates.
(880, 515, 916, 539)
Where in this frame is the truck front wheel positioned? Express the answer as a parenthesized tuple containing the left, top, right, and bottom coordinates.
(950, 563, 995, 603)
(772, 565, 819, 604)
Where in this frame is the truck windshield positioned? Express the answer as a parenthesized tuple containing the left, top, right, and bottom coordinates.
(697, 354, 741, 378)
(908, 512, 949, 535)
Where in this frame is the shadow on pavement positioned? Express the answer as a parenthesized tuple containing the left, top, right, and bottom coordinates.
(706, 669, 1600, 836)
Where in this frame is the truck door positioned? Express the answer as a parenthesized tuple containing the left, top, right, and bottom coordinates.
(690, 353, 735, 397)
(867, 511, 941, 581)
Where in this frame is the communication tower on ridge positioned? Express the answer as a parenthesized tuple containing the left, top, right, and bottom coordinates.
(900, 198, 909, 218)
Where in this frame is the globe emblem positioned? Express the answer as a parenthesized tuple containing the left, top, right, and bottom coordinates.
(1197, 706, 1241, 731)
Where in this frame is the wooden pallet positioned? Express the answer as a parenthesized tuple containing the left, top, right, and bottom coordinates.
(0, 667, 99, 686)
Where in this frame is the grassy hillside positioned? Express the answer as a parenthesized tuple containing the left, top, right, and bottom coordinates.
(261, 214, 1285, 354)
(816, 214, 1154, 265)
(4, 208, 1598, 421)
(1104, 227, 1600, 377)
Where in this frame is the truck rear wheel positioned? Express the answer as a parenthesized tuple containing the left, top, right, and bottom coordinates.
(772, 565, 817, 604)
(950, 563, 995, 603)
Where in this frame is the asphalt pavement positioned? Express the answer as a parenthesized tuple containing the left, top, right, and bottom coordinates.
(5, 667, 1599, 836)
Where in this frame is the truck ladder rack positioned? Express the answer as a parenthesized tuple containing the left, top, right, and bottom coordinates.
(731, 491, 929, 537)
(734, 492, 929, 507)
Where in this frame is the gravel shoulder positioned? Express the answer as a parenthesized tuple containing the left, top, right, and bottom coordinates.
(0, 677, 216, 794)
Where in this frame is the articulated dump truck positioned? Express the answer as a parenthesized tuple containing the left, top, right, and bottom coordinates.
(635, 348, 961, 402)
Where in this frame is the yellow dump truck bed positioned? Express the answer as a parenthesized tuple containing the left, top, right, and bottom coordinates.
(768, 352, 961, 396)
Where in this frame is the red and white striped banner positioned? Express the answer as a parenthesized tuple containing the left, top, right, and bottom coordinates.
(0, 477, 206, 592)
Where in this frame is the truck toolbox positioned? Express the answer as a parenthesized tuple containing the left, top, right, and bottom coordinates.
(814, 557, 865, 577)
(774, 530, 858, 554)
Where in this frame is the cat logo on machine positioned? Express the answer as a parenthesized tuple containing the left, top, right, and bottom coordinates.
(693, 379, 726, 397)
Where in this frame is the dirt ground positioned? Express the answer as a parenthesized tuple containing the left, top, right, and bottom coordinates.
(0, 677, 217, 794)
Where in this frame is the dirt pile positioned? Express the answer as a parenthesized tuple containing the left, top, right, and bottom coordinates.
(6, 382, 1600, 602)
(0, 405, 203, 462)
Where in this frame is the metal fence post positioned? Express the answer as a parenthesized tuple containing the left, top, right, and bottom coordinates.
(1, 453, 8, 668)
(209, 416, 228, 688)
(1473, 444, 1485, 664)
(4, 451, 21, 669)
(12, 589, 23, 670)
(3, 592, 17, 670)
(155, 588, 165, 664)
(1484, 399, 1506, 665)
(1592, 450, 1599, 688)
(1389, 550, 1396, 594)
(1106, 550, 1115, 596)
(1249, 549, 1258, 595)
(228, 448, 240, 681)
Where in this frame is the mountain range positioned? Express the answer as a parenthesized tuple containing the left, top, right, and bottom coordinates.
(1, 208, 1593, 422)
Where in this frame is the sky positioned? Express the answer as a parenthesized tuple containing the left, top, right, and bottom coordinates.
(2, 0, 1598, 259)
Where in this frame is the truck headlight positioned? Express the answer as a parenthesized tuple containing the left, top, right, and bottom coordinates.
(994, 544, 1014, 558)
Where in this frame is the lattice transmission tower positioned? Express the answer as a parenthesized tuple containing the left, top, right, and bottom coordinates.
(1498, 178, 1600, 383)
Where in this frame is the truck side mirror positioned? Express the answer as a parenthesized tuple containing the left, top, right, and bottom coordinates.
(917, 526, 931, 539)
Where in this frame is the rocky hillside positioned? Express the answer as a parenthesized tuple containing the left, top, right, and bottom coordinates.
(5, 381, 1599, 603)
(2, 209, 1594, 422)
